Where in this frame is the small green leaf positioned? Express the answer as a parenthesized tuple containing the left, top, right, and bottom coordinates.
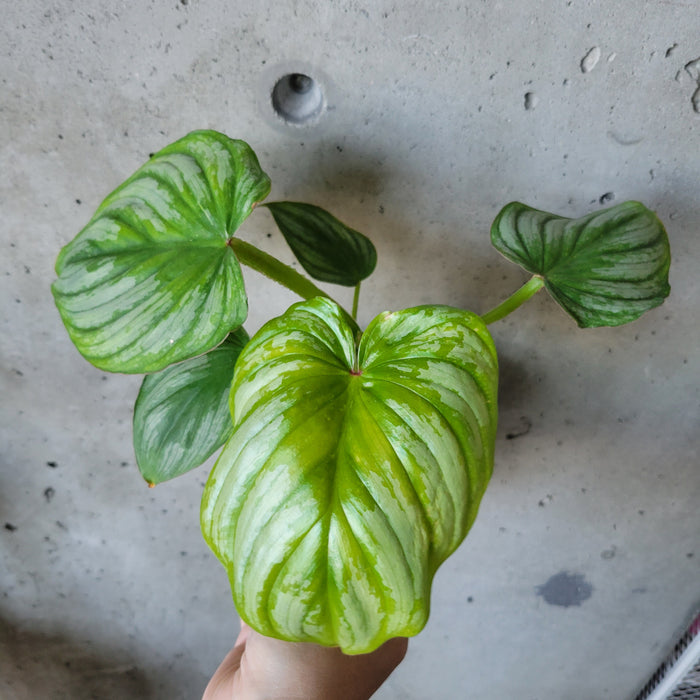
(134, 328, 249, 486)
(52, 130, 271, 373)
(491, 201, 671, 327)
(201, 297, 498, 654)
(265, 202, 377, 286)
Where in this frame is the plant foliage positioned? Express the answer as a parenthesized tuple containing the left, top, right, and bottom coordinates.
(52, 130, 672, 654)
(52, 131, 270, 373)
(491, 201, 671, 327)
(134, 327, 250, 485)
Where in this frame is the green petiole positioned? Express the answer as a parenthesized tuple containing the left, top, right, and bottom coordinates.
(230, 238, 345, 309)
(480, 275, 545, 325)
(352, 282, 361, 321)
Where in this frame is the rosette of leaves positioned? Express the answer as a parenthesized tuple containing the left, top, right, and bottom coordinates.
(52, 129, 672, 656)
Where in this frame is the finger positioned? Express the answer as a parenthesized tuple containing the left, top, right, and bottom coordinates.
(201, 621, 250, 700)
(242, 629, 408, 700)
(235, 621, 251, 647)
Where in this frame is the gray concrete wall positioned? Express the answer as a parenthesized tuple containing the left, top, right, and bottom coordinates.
(1, 1, 698, 698)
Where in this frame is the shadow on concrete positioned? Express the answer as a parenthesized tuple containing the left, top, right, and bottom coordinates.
(497, 352, 535, 414)
(0, 616, 153, 700)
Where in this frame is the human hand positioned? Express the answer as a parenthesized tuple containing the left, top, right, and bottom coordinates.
(202, 622, 408, 700)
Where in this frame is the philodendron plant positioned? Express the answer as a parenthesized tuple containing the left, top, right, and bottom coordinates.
(52, 130, 671, 654)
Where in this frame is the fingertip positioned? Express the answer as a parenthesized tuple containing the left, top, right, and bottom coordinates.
(235, 620, 251, 646)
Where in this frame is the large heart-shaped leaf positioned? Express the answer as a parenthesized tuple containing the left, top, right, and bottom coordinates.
(52, 130, 271, 373)
(133, 328, 249, 486)
(201, 297, 498, 654)
(491, 201, 671, 327)
(265, 202, 377, 286)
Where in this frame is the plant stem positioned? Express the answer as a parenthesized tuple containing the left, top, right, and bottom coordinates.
(230, 238, 333, 303)
(481, 275, 545, 325)
(352, 282, 361, 320)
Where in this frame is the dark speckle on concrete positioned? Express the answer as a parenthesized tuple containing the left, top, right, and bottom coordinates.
(538, 494, 553, 507)
(536, 571, 593, 607)
(601, 546, 617, 560)
(506, 416, 532, 440)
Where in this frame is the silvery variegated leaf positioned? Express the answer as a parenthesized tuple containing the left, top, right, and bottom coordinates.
(201, 297, 498, 654)
(52, 130, 270, 373)
(491, 201, 671, 327)
(133, 327, 249, 485)
(265, 201, 377, 286)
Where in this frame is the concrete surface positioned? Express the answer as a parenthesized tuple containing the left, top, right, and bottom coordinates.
(1, 1, 698, 698)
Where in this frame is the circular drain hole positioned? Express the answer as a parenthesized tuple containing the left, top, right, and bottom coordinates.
(271, 73, 324, 125)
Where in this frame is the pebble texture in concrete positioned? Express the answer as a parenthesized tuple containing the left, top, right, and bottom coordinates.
(1, 1, 698, 698)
